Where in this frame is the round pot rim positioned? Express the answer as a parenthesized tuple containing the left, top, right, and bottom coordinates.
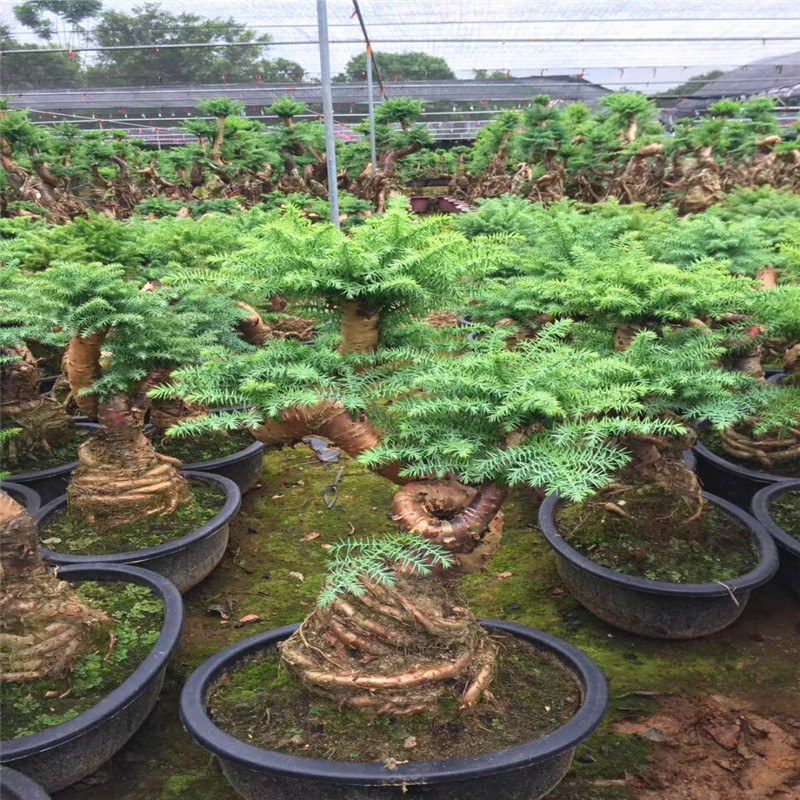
(751, 480, 800, 557)
(538, 491, 778, 597)
(176, 438, 265, 472)
(5, 423, 101, 483)
(179, 620, 608, 784)
(35, 470, 241, 564)
(0, 563, 183, 762)
(0, 481, 42, 516)
(0, 766, 51, 799)
(693, 440, 793, 485)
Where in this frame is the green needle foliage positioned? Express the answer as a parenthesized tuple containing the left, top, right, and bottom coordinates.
(360, 322, 751, 498)
(0, 262, 245, 402)
(318, 535, 453, 607)
(168, 197, 514, 334)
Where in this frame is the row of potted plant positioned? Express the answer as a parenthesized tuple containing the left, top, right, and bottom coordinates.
(1, 195, 797, 800)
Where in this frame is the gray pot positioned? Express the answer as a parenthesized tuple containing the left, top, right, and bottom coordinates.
(35, 471, 241, 593)
(0, 564, 183, 793)
(0, 767, 51, 800)
(538, 491, 778, 638)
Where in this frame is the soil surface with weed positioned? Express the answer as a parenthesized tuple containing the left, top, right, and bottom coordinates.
(770, 490, 800, 540)
(50, 444, 800, 800)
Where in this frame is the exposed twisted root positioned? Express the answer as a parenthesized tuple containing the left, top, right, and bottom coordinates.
(67, 397, 189, 530)
(722, 421, 800, 470)
(1, 492, 109, 682)
(280, 573, 495, 714)
(391, 481, 506, 573)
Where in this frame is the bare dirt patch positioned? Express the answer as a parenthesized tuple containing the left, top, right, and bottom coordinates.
(615, 694, 800, 800)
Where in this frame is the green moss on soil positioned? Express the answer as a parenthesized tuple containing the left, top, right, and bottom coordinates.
(700, 428, 800, 479)
(50, 447, 800, 800)
(39, 482, 225, 555)
(207, 632, 580, 762)
(770, 490, 800, 539)
(0, 582, 162, 740)
(556, 494, 758, 583)
(154, 430, 256, 464)
(4, 426, 89, 474)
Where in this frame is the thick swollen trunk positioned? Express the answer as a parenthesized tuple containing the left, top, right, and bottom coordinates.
(67, 394, 189, 531)
(392, 481, 507, 573)
(0, 492, 109, 682)
(756, 266, 779, 289)
(623, 117, 638, 145)
(255, 400, 408, 484)
(212, 118, 226, 159)
(340, 300, 380, 354)
(280, 572, 495, 714)
(619, 430, 704, 521)
(65, 330, 108, 417)
(0, 346, 74, 466)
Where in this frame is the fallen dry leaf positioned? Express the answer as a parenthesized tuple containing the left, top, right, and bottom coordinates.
(320, 543, 333, 550)
(289, 571, 305, 582)
(234, 614, 262, 628)
(496, 571, 513, 580)
(300, 532, 321, 542)
(403, 736, 417, 749)
(271, 494, 284, 500)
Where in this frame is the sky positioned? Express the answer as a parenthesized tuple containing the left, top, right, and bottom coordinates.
(2, 0, 799, 90)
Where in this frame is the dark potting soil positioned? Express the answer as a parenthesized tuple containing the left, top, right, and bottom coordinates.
(207, 632, 581, 763)
(4, 426, 90, 474)
(557, 486, 758, 584)
(39, 482, 225, 555)
(699, 428, 800, 479)
(770, 490, 800, 540)
(154, 429, 256, 464)
(0, 581, 163, 740)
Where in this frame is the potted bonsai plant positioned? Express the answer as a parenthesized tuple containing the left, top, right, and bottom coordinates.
(171, 333, 611, 800)
(1, 263, 243, 591)
(0, 489, 183, 793)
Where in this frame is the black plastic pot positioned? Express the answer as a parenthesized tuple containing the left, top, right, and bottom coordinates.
(5, 423, 101, 506)
(538, 491, 779, 639)
(0, 767, 51, 800)
(0, 563, 183, 793)
(693, 440, 793, 510)
(35, 471, 241, 593)
(179, 437, 265, 494)
(180, 620, 607, 800)
(752, 480, 800, 594)
(0, 482, 41, 516)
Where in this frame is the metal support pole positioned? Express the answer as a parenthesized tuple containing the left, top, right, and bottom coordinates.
(366, 47, 378, 176)
(316, 0, 340, 227)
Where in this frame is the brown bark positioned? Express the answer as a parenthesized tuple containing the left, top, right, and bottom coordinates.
(1, 346, 74, 467)
(0, 492, 109, 682)
(280, 572, 495, 714)
(65, 329, 108, 416)
(67, 394, 189, 531)
(783, 343, 800, 386)
(722, 420, 800, 470)
(391, 481, 506, 573)
(211, 117, 226, 159)
(340, 300, 380, 354)
(756, 266, 778, 289)
(255, 399, 409, 484)
(619, 428, 704, 520)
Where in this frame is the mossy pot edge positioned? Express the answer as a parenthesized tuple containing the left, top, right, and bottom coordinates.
(179, 620, 608, 800)
(0, 563, 183, 794)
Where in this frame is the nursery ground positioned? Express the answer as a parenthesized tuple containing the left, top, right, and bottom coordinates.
(52, 444, 800, 800)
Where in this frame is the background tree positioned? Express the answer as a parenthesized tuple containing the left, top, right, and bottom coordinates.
(12, 0, 100, 46)
(335, 51, 455, 82)
(0, 22, 83, 90)
(86, 3, 304, 87)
